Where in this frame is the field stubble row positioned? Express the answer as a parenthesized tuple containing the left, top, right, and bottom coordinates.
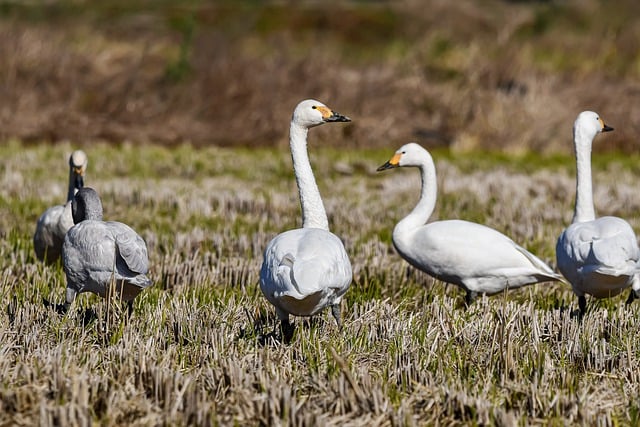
(1, 142, 640, 425)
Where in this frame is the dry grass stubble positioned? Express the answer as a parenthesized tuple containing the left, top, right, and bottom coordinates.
(0, 143, 640, 425)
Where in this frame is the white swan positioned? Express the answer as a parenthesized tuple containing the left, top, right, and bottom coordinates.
(61, 187, 152, 314)
(556, 111, 640, 315)
(260, 99, 352, 341)
(377, 142, 565, 304)
(33, 150, 88, 263)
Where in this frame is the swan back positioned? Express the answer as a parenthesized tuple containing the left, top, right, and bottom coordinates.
(260, 228, 352, 317)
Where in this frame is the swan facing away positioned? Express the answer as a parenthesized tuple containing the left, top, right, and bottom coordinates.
(377, 142, 565, 305)
(556, 111, 640, 316)
(33, 150, 88, 263)
(260, 99, 353, 341)
(61, 187, 152, 314)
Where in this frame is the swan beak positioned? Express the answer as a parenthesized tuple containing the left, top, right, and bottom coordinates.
(599, 117, 614, 132)
(377, 153, 401, 171)
(317, 106, 351, 123)
(324, 111, 351, 123)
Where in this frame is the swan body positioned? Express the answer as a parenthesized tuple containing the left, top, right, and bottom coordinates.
(378, 142, 565, 303)
(260, 99, 352, 340)
(261, 228, 352, 317)
(62, 188, 151, 313)
(34, 150, 88, 263)
(555, 111, 640, 314)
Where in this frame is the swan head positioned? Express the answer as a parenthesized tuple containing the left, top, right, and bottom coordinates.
(69, 150, 88, 190)
(292, 99, 351, 129)
(573, 111, 614, 145)
(72, 187, 103, 224)
(377, 142, 429, 171)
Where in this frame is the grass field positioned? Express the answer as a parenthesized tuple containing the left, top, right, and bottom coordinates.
(1, 141, 640, 425)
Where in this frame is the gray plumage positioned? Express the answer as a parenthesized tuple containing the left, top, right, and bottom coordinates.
(33, 150, 88, 263)
(62, 187, 151, 312)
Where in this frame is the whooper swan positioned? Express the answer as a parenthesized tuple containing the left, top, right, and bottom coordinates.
(260, 99, 352, 341)
(378, 142, 565, 304)
(555, 111, 640, 316)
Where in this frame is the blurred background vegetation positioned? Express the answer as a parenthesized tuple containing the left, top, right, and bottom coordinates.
(0, 0, 639, 153)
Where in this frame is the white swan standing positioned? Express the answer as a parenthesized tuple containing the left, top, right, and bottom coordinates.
(556, 111, 640, 316)
(61, 187, 152, 314)
(33, 150, 88, 263)
(260, 99, 352, 341)
(377, 142, 565, 304)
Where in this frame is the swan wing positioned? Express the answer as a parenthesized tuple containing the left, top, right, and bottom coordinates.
(106, 221, 150, 276)
(34, 204, 67, 262)
(261, 228, 352, 300)
(396, 220, 562, 292)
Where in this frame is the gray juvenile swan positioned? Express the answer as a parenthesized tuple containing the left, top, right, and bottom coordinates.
(260, 99, 352, 342)
(34, 150, 88, 263)
(61, 187, 152, 314)
(556, 111, 640, 316)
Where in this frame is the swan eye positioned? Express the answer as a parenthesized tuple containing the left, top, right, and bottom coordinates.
(311, 106, 317, 110)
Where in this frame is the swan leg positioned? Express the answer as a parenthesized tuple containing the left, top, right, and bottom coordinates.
(331, 303, 342, 329)
(53, 287, 77, 315)
(58, 302, 71, 315)
(578, 296, 587, 318)
(275, 307, 294, 343)
(281, 318, 295, 343)
(626, 290, 636, 305)
(465, 291, 478, 306)
(126, 300, 134, 317)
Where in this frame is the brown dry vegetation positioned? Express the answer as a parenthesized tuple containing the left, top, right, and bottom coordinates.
(3, 0, 640, 425)
(1, 0, 640, 152)
(1, 141, 640, 425)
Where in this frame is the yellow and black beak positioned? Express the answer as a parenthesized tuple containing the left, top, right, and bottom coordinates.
(316, 105, 351, 123)
(377, 153, 401, 171)
(323, 110, 351, 123)
(599, 117, 614, 132)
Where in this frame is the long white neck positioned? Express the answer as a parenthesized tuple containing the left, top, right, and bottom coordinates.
(394, 152, 437, 238)
(290, 121, 329, 230)
(572, 126, 596, 223)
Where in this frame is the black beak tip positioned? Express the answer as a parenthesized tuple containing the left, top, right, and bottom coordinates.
(376, 162, 393, 172)
(326, 113, 351, 123)
(603, 125, 614, 132)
